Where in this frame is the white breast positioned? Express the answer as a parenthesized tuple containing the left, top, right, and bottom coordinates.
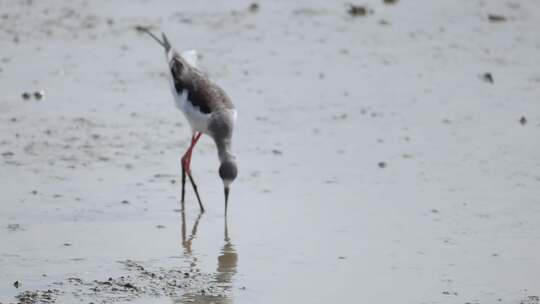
(166, 49, 211, 133)
(173, 89, 212, 133)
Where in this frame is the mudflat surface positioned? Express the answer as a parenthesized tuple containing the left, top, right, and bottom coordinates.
(0, 0, 539, 303)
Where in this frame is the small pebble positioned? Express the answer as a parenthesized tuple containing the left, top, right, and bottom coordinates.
(22, 92, 31, 100)
(519, 116, 527, 125)
(13, 281, 20, 288)
(34, 90, 44, 100)
(248, 2, 259, 13)
(378, 162, 386, 168)
(483, 72, 494, 83)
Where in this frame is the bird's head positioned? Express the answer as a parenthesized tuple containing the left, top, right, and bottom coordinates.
(219, 159, 238, 213)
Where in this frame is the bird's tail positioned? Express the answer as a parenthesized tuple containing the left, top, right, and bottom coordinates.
(140, 27, 172, 53)
(181, 50, 198, 67)
(140, 27, 197, 67)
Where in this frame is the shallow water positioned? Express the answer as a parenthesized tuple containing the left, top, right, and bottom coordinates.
(1, 0, 540, 303)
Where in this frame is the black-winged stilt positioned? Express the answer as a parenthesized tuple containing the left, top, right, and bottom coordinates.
(143, 30, 238, 214)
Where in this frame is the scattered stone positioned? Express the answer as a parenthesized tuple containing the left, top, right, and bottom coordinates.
(13, 280, 20, 288)
(519, 116, 527, 125)
(248, 2, 259, 13)
(338, 256, 347, 260)
(156, 225, 166, 229)
(347, 5, 368, 17)
(482, 72, 494, 83)
(63, 243, 71, 247)
(488, 14, 507, 22)
(121, 200, 130, 205)
(383, 0, 398, 4)
(430, 209, 439, 213)
(378, 162, 386, 168)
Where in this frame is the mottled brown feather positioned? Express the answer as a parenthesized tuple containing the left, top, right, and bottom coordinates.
(169, 54, 234, 114)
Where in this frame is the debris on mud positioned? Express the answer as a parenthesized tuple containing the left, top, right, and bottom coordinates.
(482, 72, 494, 84)
(347, 5, 369, 17)
(134, 25, 153, 33)
(7, 223, 24, 232)
(248, 2, 259, 13)
(442, 290, 458, 296)
(488, 14, 507, 22)
(271, 149, 283, 155)
(2, 151, 14, 158)
(15, 260, 229, 303)
(15, 289, 60, 304)
(521, 295, 539, 304)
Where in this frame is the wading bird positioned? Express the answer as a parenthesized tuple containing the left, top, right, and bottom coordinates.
(143, 30, 238, 214)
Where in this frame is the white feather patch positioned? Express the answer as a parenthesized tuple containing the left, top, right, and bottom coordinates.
(174, 89, 211, 133)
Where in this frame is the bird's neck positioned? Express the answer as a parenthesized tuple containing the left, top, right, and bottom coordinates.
(215, 138, 235, 163)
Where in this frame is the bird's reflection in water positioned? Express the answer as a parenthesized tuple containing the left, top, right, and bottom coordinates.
(176, 211, 238, 304)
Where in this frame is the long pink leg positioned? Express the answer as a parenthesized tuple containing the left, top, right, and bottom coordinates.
(180, 132, 204, 212)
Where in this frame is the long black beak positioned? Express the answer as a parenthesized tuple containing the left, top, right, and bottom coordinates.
(224, 187, 230, 216)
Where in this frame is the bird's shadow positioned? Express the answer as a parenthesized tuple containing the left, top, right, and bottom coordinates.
(175, 211, 238, 304)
